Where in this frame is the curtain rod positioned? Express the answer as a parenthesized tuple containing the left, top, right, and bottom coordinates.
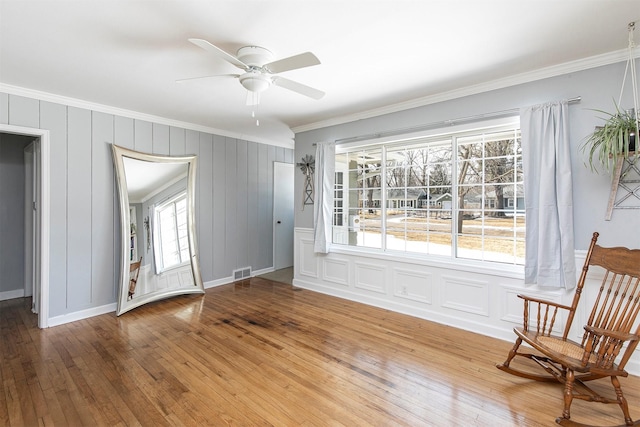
(311, 96, 581, 146)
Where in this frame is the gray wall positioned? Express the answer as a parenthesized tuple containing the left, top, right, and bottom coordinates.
(0, 133, 30, 293)
(295, 61, 640, 251)
(0, 92, 292, 318)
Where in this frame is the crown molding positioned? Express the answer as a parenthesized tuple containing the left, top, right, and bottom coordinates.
(0, 83, 294, 149)
(291, 48, 638, 135)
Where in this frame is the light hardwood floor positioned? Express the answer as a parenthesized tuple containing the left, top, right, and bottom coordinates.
(2, 277, 640, 426)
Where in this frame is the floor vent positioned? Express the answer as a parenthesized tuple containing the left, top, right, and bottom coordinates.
(233, 267, 252, 281)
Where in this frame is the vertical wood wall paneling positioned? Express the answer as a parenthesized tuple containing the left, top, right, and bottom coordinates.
(247, 141, 259, 271)
(152, 123, 169, 155)
(0, 93, 8, 123)
(134, 120, 152, 153)
(256, 144, 269, 270)
(169, 127, 186, 156)
(40, 101, 68, 317)
(113, 116, 134, 304)
(236, 139, 249, 269)
(8, 95, 39, 128)
(67, 107, 92, 308)
(212, 135, 227, 280)
(276, 146, 285, 163)
(225, 137, 238, 274)
(115, 116, 134, 149)
(1, 90, 294, 320)
(91, 111, 115, 304)
(198, 133, 214, 281)
(185, 130, 199, 156)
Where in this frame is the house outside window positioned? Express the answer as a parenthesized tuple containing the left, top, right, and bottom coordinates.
(332, 119, 524, 265)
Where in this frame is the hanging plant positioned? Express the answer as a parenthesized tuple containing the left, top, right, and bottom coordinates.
(581, 103, 638, 174)
(581, 21, 640, 175)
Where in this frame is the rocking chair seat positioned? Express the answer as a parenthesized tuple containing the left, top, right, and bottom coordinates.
(517, 329, 598, 367)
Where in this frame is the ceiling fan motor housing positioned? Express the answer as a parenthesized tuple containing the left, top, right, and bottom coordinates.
(236, 46, 273, 67)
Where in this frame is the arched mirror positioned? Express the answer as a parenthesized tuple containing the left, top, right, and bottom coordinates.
(112, 145, 204, 316)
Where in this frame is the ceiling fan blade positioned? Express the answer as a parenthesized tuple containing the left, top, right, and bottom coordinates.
(176, 74, 240, 84)
(264, 52, 320, 74)
(272, 76, 325, 100)
(188, 38, 248, 70)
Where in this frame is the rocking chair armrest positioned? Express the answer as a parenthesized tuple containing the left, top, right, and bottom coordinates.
(583, 325, 639, 343)
(517, 294, 573, 312)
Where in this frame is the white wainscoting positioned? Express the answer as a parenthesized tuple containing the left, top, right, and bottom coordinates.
(292, 227, 640, 376)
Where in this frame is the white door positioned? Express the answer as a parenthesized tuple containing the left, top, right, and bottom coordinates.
(273, 162, 294, 270)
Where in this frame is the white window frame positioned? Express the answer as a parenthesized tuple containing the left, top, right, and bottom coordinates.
(332, 116, 523, 271)
(153, 192, 190, 274)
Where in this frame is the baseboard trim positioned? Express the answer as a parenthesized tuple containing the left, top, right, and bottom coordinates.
(47, 303, 117, 328)
(0, 289, 25, 301)
(204, 267, 274, 289)
(45, 268, 278, 327)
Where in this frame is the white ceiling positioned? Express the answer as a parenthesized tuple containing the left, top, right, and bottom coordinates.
(122, 156, 187, 203)
(1, 1, 640, 146)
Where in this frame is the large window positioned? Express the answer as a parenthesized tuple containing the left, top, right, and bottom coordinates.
(333, 121, 524, 265)
(153, 193, 190, 272)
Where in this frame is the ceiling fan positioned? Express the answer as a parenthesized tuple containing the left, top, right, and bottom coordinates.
(179, 38, 325, 107)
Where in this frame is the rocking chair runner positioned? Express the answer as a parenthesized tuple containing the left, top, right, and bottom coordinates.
(497, 232, 640, 426)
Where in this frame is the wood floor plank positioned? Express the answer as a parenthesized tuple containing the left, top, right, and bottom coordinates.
(3, 278, 640, 426)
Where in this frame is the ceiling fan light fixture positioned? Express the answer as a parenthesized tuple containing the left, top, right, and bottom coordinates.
(239, 72, 271, 93)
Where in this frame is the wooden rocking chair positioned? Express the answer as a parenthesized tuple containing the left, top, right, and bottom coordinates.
(497, 232, 640, 426)
(128, 257, 142, 300)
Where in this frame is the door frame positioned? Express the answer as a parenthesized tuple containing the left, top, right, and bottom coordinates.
(1, 124, 50, 328)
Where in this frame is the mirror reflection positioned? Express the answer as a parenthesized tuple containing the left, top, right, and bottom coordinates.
(112, 145, 204, 316)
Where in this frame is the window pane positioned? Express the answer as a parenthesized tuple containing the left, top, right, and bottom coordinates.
(155, 194, 189, 272)
(455, 128, 523, 264)
(333, 123, 522, 265)
(159, 204, 180, 268)
(176, 198, 189, 262)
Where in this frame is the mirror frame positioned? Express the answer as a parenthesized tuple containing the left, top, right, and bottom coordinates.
(112, 144, 204, 316)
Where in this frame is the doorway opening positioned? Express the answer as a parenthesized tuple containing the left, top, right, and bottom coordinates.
(0, 124, 50, 328)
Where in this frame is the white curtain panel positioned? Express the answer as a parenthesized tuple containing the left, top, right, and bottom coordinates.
(520, 100, 576, 289)
(313, 142, 335, 253)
